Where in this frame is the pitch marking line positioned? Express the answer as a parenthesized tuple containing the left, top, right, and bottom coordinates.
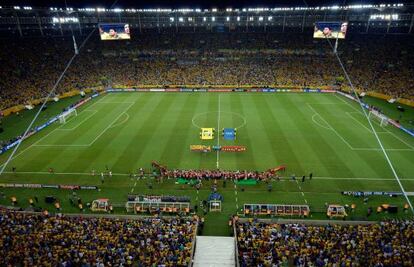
(234, 183, 239, 210)
(307, 103, 354, 150)
(35, 102, 135, 147)
(308, 103, 414, 152)
(295, 180, 309, 205)
(110, 113, 130, 129)
(311, 114, 331, 130)
(192, 111, 247, 130)
(345, 112, 375, 133)
(58, 110, 98, 131)
(0, 94, 111, 169)
(130, 178, 138, 193)
(335, 94, 414, 149)
(381, 129, 414, 150)
(86, 102, 135, 146)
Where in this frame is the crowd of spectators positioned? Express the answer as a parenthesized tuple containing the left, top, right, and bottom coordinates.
(163, 168, 284, 181)
(1, 32, 413, 111)
(237, 219, 414, 266)
(0, 210, 197, 266)
(153, 161, 285, 181)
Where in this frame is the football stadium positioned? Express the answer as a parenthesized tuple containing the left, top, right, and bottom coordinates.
(0, 0, 414, 265)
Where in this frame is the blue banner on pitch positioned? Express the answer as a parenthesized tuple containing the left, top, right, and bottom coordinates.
(223, 128, 236, 140)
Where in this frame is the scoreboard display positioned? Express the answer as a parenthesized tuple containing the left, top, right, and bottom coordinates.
(99, 23, 130, 40)
(313, 21, 348, 39)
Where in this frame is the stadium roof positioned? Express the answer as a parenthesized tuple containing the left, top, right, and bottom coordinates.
(1, 0, 411, 9)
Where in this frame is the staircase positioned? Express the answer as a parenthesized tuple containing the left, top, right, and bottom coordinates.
(193, 236, 236, 267)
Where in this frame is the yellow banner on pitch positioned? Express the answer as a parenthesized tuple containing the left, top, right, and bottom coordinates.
(200, 128, 215, 140)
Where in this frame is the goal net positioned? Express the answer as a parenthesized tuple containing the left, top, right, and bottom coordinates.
(368, 109, 388, 127)
(59, 108, 77, 124)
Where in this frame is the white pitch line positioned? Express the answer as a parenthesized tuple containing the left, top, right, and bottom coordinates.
(130, 177, 139, 193)
(109, 113, 130, 129)
(308, 103, 414, 152)
(345, 112, 374, 133)
(58, 110, 98, 131)
(86, 102, 135, 146)
(295, 179, 309, 205)
(336, 94, 414, 150)
(307, 103, 355, 150)
(0, 94, 110, 169)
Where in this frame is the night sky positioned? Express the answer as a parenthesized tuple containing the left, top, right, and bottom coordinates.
(1, 0, 406, 9)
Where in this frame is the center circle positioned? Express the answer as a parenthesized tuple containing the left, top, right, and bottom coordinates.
(192, 111, 247, 130)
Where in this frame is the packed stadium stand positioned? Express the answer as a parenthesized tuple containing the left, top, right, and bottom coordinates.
(1, 4, 414, 111)
(0, 3, 414, 267)
(236, 219, 414, 266)
(0, 210, 197, 266)
(1, 32, 413, 111)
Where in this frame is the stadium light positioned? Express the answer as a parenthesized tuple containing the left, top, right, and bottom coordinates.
(203, 17, 207, 21)
(170, 17, 174, 22)
(179, 17, 184, 22)
(237, 16, 240, 21)
(226, 17, 230, 21)
(370, 14, 399, 20)
(14, 6, 21, 10)
(226, 8, 232, 12)
(188, 17, 193, 21)
(259, 16, 264, 21)
(268, 16, 273, 21)
(52, 17, 79, 23)
(249, 17, 254, 21)
(212, 17, 215, 21)
(212, 8, 217, 12)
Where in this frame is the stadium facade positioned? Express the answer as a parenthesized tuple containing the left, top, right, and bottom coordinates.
(0, 3, 413, 37)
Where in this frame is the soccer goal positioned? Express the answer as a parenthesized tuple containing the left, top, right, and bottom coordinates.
(368, 110, 388, 127)
(59, 108, 77, 124)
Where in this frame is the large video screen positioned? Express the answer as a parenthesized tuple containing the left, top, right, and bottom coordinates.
(313, 22, 348, 39)
(99, 23, 130, 40)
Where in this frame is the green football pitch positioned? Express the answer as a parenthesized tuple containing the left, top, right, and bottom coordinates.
(1, 92, 413, 236)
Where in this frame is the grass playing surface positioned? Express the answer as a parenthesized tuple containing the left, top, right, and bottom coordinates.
(1, 92, 413, 236)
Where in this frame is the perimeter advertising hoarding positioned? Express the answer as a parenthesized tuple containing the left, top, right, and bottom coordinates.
(314, 22, 348, 39)
(99, 23, 130, 40)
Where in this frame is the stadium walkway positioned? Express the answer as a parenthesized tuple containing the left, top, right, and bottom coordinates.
(193, 236, 235, 267)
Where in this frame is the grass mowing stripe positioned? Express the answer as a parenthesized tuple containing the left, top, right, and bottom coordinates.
(62, 94, 146, 174)
(0, 94, 110, 170)
(252, 95, 304, 174)
(198, 94, 217, 170)
(240, 95, 277, 169)
(275, 95, 336, 177)
(159, 94, 200, 168)
(232, 94, 256, 171)
(110, 94, 175, 172)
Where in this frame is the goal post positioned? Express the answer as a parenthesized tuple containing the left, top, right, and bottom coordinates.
(59, 108, 77, 124)
(368, 110, 388, 127)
